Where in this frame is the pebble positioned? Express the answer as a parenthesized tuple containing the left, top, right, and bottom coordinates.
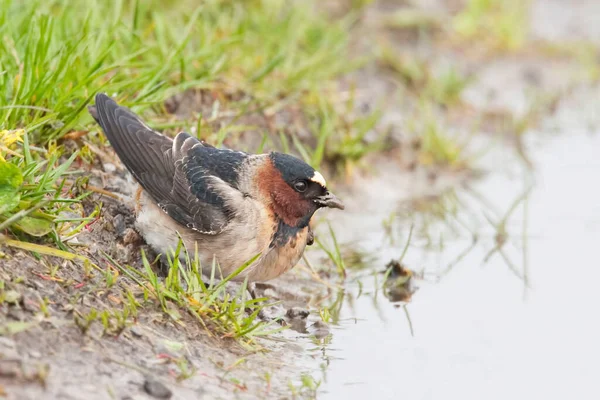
(30, 280, 45, 291)
(104, 163, 117, 173)
(286, 307, 309, 320)
(0, 337, 19, 359)
(143, 377, 172, 399)
(29, 350, 42, 359)
(22, 293, 39, 313)
(113, 214, 126, 236)
(308, 320, 330, 339)
(0, 360, 20, 378)
(130, 327, 143, 338)
(0, 337, 16, 350)
(4, 290, 22, 305)
(123, 228, 141, 245)
(7, 309, 22, 321)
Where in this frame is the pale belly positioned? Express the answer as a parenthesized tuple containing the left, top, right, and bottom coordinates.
(133, 190, 308, 282)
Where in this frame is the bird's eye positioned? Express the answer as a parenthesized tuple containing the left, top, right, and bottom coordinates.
(294, 180, 307, 192)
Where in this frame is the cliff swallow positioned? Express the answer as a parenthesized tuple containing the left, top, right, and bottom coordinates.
(89, 93, 344, 283)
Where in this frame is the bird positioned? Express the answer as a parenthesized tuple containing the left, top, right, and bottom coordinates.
(89, 93, 344, 284)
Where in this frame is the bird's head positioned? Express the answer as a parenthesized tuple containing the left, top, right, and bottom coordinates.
(257, 152, 344, 228)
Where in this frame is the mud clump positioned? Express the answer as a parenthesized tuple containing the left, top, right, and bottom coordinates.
(143, 377, 172, 399)
(383, 260, 417, 303)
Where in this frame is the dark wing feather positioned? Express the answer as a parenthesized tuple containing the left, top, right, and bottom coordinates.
(170, 132, 248, 233)
(91, 93, 248, 234)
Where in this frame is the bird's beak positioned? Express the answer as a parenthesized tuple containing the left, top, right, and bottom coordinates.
(315, 192, 345, 210)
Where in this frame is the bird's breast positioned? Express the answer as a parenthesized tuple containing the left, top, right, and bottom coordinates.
(246, 226, 309, 282)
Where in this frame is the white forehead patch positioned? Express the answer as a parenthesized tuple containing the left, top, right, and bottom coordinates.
(310, 171, 327, 187)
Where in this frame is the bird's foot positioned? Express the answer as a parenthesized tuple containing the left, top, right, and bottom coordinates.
(247, 282, 258, 300)
(245, 283, 287, 325)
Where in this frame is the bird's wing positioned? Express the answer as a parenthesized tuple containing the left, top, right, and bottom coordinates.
(91, 93, 248, 234)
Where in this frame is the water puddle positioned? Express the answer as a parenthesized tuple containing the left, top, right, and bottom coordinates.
(307, 87, 600, 399)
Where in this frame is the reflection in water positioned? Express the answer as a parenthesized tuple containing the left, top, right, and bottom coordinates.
(311, 126, 600, 399)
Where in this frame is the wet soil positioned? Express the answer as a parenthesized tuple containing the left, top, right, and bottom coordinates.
(0, 170, 336, 399)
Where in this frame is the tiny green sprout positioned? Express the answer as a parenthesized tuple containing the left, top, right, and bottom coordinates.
(74, 308, 98, 335)
(39, 296, 51, 318)
(82, 259, 93, 279)
(264, 372, 272, 389)
(453, 0, 530, 52)
(289, 373, 321, 398)
(48, 264, 60, 278)
(100, 310, 110, 331)
(425, 66, 470, 107)
(174, 357, 197, 382)
(104, 269, 115, 288)
(315, 222, 346, 278)
(125, 289, 139, 318)
(301, 374, 320, 391)
(319, 307, 331, 323)
(96, 307, 131, 337)
(288, 380, 298, 397)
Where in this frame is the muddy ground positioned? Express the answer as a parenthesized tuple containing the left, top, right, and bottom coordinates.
(2, 1, 599, 399)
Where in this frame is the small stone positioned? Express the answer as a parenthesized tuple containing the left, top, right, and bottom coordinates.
(287, 318, 308, 334)
(0, 360, 20, 378)
(0, 337, 18, 358)
(113, 214, 126, 236)
(29, 350, 41, 359)
(130, 327, 143, 338)
(523, 68, 541, 86)
(143, 377, 172, 399)
(286, 307, 309, 320)
(6, 309, 22, 321)
(4, 290, 22, 305)
(0, 337, 16, 349)
(104, 163, 117, 173)
(427, 170, 438, 182)
(123, 228, 141, 245)
(309, 320, 330, 339)
(62, 304, 75, 312)
(30, 280, 45, 291)
(22, 293, 39, 313)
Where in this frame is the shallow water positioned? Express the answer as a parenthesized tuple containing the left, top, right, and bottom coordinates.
(313, 91, 600, 399)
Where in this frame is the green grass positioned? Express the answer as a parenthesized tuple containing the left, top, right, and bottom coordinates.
(288, 373, 321, 399)
(0, 0, 374, 243)
(102, 241, 285, 343)
(377, 46, 470, 109)
(0, 0, 357, 141)
(453, 0, 530, 52)
(0, 131, 92, 242)
(383, 8, 443, 31)
(424, 66, 471, 107)
(65, 238, 286, 344)
(315, 222, 347, 278)
(407, 103, 470, 169)
(0, 0, 368, 345)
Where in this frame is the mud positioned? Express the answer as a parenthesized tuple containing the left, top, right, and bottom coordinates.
(0, 166, 335, 399)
